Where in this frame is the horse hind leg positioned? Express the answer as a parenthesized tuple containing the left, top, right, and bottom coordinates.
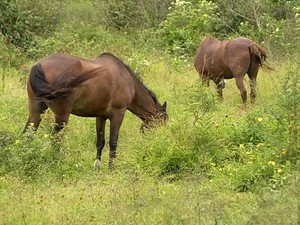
(23, 100, 48, 133)
(234, 76, 247, 105)
(51, 113, 70, 155)
(249, 78, 257, 104)
(247, 63, 259, 104)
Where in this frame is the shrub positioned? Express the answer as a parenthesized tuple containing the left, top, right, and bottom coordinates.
(0, 0, 64, 51)
(275, 63, 300, 164)
(94, 0, 172, 30)
(157, 0, 219, 56)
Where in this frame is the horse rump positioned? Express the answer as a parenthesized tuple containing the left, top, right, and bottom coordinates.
(29, 64, 100, 100)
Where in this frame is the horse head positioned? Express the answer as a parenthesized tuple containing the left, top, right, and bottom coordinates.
(140, 101, 168, 132)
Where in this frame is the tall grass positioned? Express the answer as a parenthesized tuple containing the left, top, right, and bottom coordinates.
(0, 3, 299, 223)
(1, 47, 299, 224)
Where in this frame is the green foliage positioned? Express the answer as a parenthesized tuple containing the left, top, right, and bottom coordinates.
(275, 63, 300, 163)
(0, 0, 35, 50)
(0, 1, 299, 223)
(188, 82, 218, 124)
(0, 0, 64, 51)
(157, 0, 219, 56)
(215, 0, 300, 55)
(93, 0, 172, 30)
(26, 23, 125, 60)
(16, 0, 65, 36)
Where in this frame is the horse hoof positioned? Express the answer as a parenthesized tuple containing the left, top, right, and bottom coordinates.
(94, 159, 101, 169)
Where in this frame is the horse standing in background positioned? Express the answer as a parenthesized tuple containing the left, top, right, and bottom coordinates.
(23, 52, 168, 168)
(194, 37, 271, 104)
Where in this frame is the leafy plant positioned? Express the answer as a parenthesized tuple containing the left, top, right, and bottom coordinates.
(157, 0, 219, 56)
(95, 0, 172, 30)
(276, 63, 300, 163)
(0, 0, 64, 51)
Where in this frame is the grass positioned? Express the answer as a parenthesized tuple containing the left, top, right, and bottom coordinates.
(0, 42, 299, 224)
(1, 171, 298, 224)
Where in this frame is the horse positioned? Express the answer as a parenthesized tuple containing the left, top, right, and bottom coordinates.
(194, 36, 271, 104)
(23, 52, 168, 168)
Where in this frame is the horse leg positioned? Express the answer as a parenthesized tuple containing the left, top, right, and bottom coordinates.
(247, 64, 259, 104)
(52, 114, 70, 134)
(94, 117, 107, 169)
(234, 76, 247, 105)
(108, 110, 125, 168)
(201, 76, 210, 87)
(51, 113, 70, 155)
(23, 99, 48, 133)
(249, 78, 257, 104)
(214, 78, 225, 101)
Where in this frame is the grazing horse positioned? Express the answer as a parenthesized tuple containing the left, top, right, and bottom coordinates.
(194, 36, 271, 104)
(23, 52, 168, 168)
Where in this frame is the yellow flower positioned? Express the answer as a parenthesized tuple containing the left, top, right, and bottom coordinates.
(277, 169, 282, 173)
(257, 117, 263, 122)
(239, 144, 244, 148)
(268, 161, 276, 166)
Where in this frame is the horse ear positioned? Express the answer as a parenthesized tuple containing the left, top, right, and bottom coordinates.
(162, 101, 167, 109)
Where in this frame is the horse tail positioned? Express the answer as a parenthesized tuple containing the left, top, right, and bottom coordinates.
(29, 64, 99, 100)
(29, 64, 51, 99)
(249, 43, 273, 70)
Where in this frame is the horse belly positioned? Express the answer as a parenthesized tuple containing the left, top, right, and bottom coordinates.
(71, 89, 111, 117)
(71, 105, 108, 117)
(206, 52, 232, 79)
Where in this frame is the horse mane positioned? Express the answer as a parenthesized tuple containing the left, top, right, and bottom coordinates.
(98, 52, 158, 104)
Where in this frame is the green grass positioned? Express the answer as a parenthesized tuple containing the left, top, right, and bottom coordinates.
(0, 171, 298, 225)
(0, 41, 299, 224)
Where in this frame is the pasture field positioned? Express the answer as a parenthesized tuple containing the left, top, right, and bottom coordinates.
(0, 0, 299, 221)
(0, 45, 299, 224)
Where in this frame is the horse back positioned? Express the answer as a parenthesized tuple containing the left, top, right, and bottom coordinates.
(37, 53, 94, 84)
(29, 53, 135, 117)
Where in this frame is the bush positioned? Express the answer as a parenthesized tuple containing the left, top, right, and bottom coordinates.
(94, 0, 172, 30)
(157, 0, 219, 56)
(0, 0, 64, 51)
(275, 63, 300, 163)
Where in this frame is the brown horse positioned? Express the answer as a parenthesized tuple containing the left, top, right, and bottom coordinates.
(23, 52, 168, 168)
(194, 36, 271, 104)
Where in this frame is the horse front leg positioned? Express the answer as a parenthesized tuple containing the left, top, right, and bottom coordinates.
(201, 75, 210, 87)
(108, 110, 125, 169)
(214, 78, 226, 101)
(94, 117, 107, 169)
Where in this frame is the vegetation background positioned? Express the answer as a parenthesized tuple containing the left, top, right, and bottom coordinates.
(0, 0, 299, 224)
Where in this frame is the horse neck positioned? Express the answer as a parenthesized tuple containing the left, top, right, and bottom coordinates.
(128, 82, 157, 121)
